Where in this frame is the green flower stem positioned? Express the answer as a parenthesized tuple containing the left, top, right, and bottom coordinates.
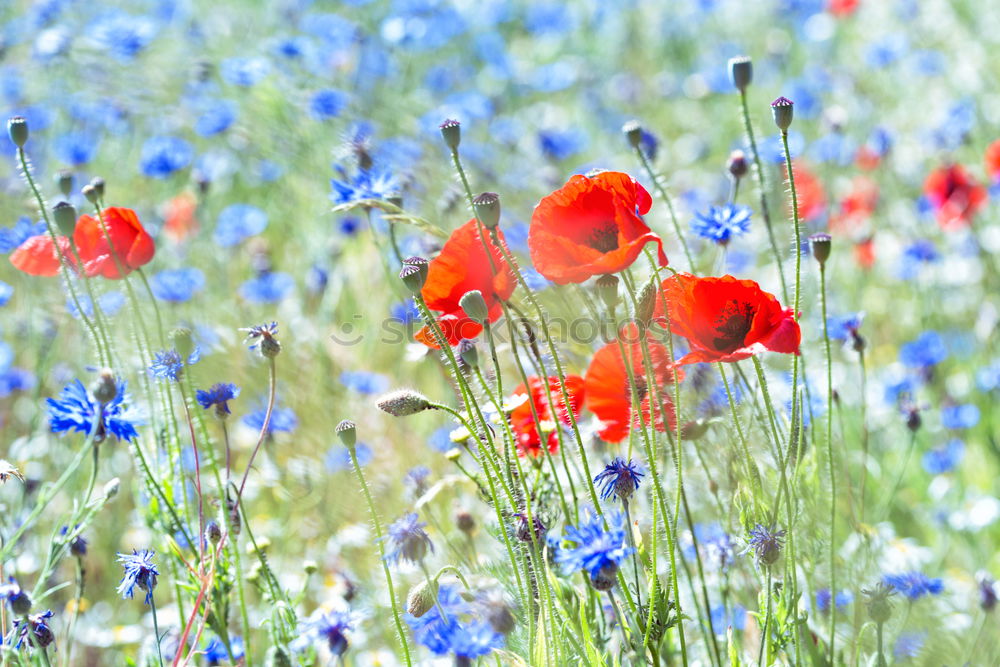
(820, 262, 837, 664)
(633, 146, 695, 270)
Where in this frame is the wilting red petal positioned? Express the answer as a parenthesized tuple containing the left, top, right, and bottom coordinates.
(74, 207, 156, 279)
(529, 171, 666, 285)
(10, 235, 76, 276)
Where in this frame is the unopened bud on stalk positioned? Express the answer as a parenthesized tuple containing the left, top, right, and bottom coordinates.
(377, 389, 434, 417)
(455, 508, 475, 534)
(635, 278, 658, 326)
(458, 339, 479, 368)
(104, 477, 120, 499)
(595, 275, 620, 312)
(7, 116, 27, 147)
(52, 201, 77, 236)
(336, 420, 357, 448)
(440, 119, 461, 150)
(459, 290, 489, 324)
(406, 580, 437, 617)
(81, 184, 99, 204)
(727, 150, 748, 180)
(771, 97, 795, 132)
(91, 368, 117, 405)
(621, 120, 642, 149)
(862, 582, 895, 624)
(89, 177, 105, 200)
(264, 645, 293, 667)
(728, 56, 753, 92)
(809, 233, 832, 267)
(170, 327, 195, 359)
(57, 170, 73, 197)
(205, 521, 222, 544)
(472, 192, 501, 229)
(399, 256, 428, 295)
(303, 560, 318, 575)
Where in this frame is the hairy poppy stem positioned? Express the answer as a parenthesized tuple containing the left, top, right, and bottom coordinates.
(632, 146, 695, 270)
(820, 262, 837, 664)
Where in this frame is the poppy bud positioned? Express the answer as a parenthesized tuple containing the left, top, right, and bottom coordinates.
(728, 56, 753, 92)
(406, 580, 437, 617)
(89, 177, 105, 200)
(336, 419, 357, 448)
(621, 120, 642, 149)
(457, 339, 479, 368)
(91, 368, 117, 405)
(205, 521, 222, 544)
(771, 97, 794, 132)
(459, 290, 489, 324)
(81, 184, 99, 204)
(809, 233, 832, 266)
(7, 116, 27, 147)
(52, 201, 77, 237)
(727, 150, 748, 180)
(170, 327, 195, 359)
(440, 119, 461, 151)
(399, 256, 428, 296)
(455, 508, 475, 534)
(56, 170, 73, 197)
(595, 275, 620, 312)
(905, 407, 921, 432)
(472, 192, 501, 230)
(635, 277, 658, 326)
(376, 389, 434, 417)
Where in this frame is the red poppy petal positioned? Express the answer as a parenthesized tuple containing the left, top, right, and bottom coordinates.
(10, 235, 74, 276)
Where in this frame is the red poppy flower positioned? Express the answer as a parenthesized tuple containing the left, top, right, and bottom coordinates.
(509, 374, 585, 457)
(791, 162, 826, 221)
(986, 140, 1000, 183)
(528, 171, 667, 285)
(584, 332, 681, 443)
(10, 234, 76, 276)
(414, 219, 516, 348)
(854, 236, 876, 270)
(73, 207, 156, 279)
(652, 273, 800, 365)
(923, 164, 987, 231)
(830, 177, 879, 235)
(828, 0, 859, 16)
(163, 192, 199, 242)
(854, 145, 881, 171)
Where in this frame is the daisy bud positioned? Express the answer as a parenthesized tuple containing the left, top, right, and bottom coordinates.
(809, 233, 832, 266)
(89, 177, 106, 200)
(728, 56, 753, 92)
(52, 201, 77, 236)
(57, 170, 73, 197)
(336, 420, 357, 449)
(439, 118, 461, 151)
(170, 327, 195, 359)
(302, 560, 318, 575)
(727, 150, 748, 180)
(458, 338, 479, 368)
(595, 275, 620, 312)
(771, 97, 794, 132)
(406, 580, 437, 617)
(376, 389, 433, 417)
(399, 256, 428, 295)
(621, 120, 643, 149)
(472, 192, 501, 230)
(90, 368, 118, 405)
(81, 184, 99, 204)
(459, 289, 489, 324)
(7, 116, 27, 147)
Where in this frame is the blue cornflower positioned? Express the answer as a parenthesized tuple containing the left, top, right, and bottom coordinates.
(710, 604, 746, 636)
(140, 136, 193, 179)
(47, 379, 139, 442)
(0, 578, 31, 614)
(690, 204, 752, 245)
(241, 321, 279, 351)
(894, 632, 925, 659)
(827, 313, 864, 341)
(148, 348, 199, 382)
(339, 217, 361, 235)
(685, 523, 736, 570)
(941, 403, 980, 429)
(405, 465, 431, 491)
(0, 217, 45, 253)
(306, 265, 329, 294)
(922, 438, 964, 475)
(899, 331, 948, 368)
(8, 610, 54, 650)
(196, 383, 240, 417)
(383, 513, 434, 565)
(745, 524, 786, 567)
(538, 127, 587, 161)
(67, 291, 126, 319)
(594, 458, 643, 502)
(220, 56, 271, 86)
(979, 576, 997, 612)
(390, 299, 420, 325)
(241, 398, 297, 435)
(309, 89, 348, 120)
(203, 636, 243, 665)
(239, 272, 295, 303)
(554, 511, 633, 590)
(89, 13, 157, 61)
(881, 571, 944, 600)
(816, 588, 853, 613)
(899, 240, 939, 279)
(325, 443, 372, 471)
(53, 131, 99, 165)
(149, 267, 205, 303)
(405, 585, 504, 658)
(116, 549, 159, 604)
(0, 367, 35, 397)
(330, 166, 399, 205)
(213, 204, 268, 247)
(292, 608, 356, 656)
(339, 370, 389, 395)
(194, 99, 238, 137)
(0, 281, 13, 306)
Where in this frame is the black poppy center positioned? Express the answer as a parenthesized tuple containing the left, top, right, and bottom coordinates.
(712, 301, 755, 351)
(585, 223, 619, 253)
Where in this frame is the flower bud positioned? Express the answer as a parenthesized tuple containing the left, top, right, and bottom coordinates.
(455, 508, 475, 534)
(439, 119, 461, 151)
(7, 116, 27, 147)
(635, 277, 658, 326)
(103, 477, 120, 499)
(595, 275, 620, 313)
(8, 588, 32, 616)
(264, 645, 294, 667)
(863, 582, 895, 624)
(399, 256, 428, 296)
(590, 563, 618, 591)
(472, 192, 501, 230)
(809, 233, 831, 266)
(728, 56, 753, 92)
(406, 580, 437, 618)
(376, 389, 434, 417)
(681, 419, 710, 441)
(89, 177, 105, 201)
(481, 595, 516, 635)
(336, 419, 357, 448)
(457, 339, 479, 368)
(771, 97, 794, 132)
(52, 201, 77, 237)
(621, 120, 642, 149)
(303, 560, 318, 575)
(727, 150, 748, 180)
(205, 521, 222, 545)
(459, 290, 489, 324)
(170, 327, 196, 359)
(57, 170, 73, 197)
(81, 184, 99, 204)
(90, 368, 117, 405)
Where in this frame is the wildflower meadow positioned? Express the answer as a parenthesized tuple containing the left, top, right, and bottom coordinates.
(2, 0, 1000, 665)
